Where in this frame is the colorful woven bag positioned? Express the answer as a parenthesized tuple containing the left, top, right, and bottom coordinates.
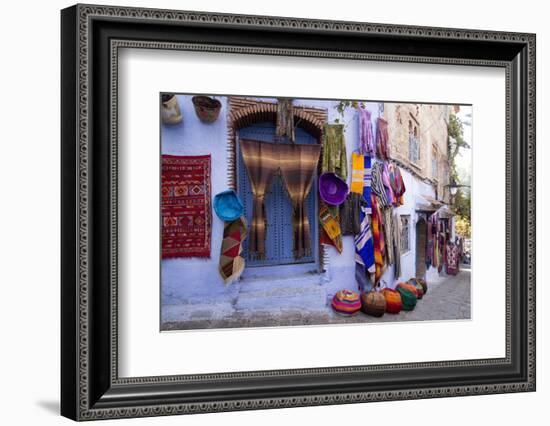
(381, 288, 402, 314)
(331, 289, 361, 316)
(396, 284, 417, 311)
(361, 291, 386, 317)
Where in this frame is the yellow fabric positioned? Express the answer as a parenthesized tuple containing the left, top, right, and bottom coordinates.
(350, 152, 364, 195)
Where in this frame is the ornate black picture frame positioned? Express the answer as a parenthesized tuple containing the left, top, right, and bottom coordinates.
(61, 4, 536, 421)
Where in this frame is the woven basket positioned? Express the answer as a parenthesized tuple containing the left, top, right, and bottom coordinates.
(381, 288, 403, 314)
(192, 96, 222, 123)
(161, 94, 183, 125)
(361, 291, 386, 317)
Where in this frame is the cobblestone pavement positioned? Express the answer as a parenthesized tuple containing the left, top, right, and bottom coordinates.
(162, 267, 471, 331)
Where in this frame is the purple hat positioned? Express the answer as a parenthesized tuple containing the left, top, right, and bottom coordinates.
(319, 172, 349, 206)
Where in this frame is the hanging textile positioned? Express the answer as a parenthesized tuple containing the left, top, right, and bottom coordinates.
(438, 220, 445, 273)
(445, 242, 459, 276)
(339, 193, 362, 236)
(358, 108, 375, 156)
(371, 161, 390, 208)
(161, 154, 212, 259)
(219, 217, 248, 284)
(350, 153, 373, 208)
(321, 124, 347, 180)
(383, 207, 395, 266)
(355, 197, 375, 294)
(392, 212, 402, 279)
(355, 199, 375, 275)
(319, 204, 343, 253)
(362, 155, 373, 208)
(371, 193, 386, 283)
(389, 163, 406, 206)
(355, 261, 374, 294)
(239, 140, 279, 258)
(350, 152, 365, 195)
(376, 117, 390, 160)
(381, 162, 396, 206)
(278, 143, 322, 258)
(276, 98, 295, 143)
(240, 139, 321, 259)
(433, 223, 439, 269)
(426, 215, 433, 268)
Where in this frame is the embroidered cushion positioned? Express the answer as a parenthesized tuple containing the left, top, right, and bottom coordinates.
(397, 282, 419, 297)
(331, 289, 361, 316)
(381, 288, 403, 314)
(396, 284, 417, 311)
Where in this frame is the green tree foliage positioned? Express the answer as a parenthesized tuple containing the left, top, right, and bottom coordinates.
(455, 216, 471, 238)
(448, 113, 471, 224)
(447, 114, 470, 182)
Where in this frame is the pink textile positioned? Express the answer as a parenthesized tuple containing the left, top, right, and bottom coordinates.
(359, 108, 375, 156)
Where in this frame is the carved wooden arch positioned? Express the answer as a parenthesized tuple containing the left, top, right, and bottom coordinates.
(226, 96, 328, 273)
(226, 97, 328, 189)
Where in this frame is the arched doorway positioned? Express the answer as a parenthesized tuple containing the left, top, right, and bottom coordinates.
(237, 122, 318, 267)
(227, 97, 327, 270)
(415, 217, 427, 279)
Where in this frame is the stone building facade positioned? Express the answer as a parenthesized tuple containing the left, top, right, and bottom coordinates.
(383, 103, 452, 203)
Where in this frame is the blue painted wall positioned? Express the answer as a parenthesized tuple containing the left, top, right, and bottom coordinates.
(160, 95, 438, 322)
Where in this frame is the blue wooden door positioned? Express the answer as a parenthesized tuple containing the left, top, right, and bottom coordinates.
(237, 122, 318, 267)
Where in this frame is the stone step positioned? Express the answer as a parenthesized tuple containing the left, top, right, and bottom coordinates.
(235, 280, 328, 312)
(238, 273, 324, 292)
(162, 301, 236, 323)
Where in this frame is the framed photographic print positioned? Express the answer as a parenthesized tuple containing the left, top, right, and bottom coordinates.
(61, 3, 536, 421)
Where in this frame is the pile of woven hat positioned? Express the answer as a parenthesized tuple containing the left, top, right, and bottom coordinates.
(331, 277, 428, 317)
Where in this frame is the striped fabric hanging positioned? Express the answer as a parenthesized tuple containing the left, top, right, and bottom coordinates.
(371, 161, 390, 208)
(355, 199, 375, 291)
(371, 193, 386, 283)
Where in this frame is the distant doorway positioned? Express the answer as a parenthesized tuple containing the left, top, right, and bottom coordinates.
(415, 217, 427, 279)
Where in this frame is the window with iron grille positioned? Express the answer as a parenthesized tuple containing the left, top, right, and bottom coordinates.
(401, 215, 410, 253)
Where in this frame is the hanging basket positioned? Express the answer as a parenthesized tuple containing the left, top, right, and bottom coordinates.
(161, 94, 183, 125)
(192, 95, 222, 123)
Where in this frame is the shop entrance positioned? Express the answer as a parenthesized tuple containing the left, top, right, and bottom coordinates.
(415, 217, 427, 279)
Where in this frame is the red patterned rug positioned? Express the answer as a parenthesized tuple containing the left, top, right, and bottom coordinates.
(161, 154, 211, 258)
